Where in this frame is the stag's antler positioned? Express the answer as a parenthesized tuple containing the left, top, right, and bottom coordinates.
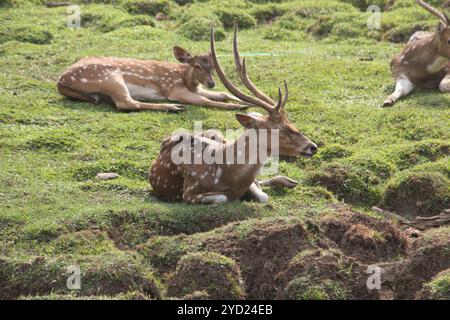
(417, 0, 450, 25)
(210, 23, 288, 115)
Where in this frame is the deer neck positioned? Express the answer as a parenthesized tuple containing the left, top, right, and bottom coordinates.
(426, 36, 449, 73)
(226, 128, 277, 178)
(182, 65, 199, 91)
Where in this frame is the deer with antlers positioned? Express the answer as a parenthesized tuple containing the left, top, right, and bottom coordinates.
(383, 0, 450, 107)
(148, 25, 317, 204)
(57, 47, 247, 111)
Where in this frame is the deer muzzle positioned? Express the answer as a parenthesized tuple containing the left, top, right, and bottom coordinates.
(207, 79, 216, 88)
(300, 142, 318, 157)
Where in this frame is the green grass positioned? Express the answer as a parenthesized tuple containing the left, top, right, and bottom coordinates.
(0, 0, 449, 299)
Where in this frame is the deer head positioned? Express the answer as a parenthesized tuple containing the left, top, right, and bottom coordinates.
(210, 24, 317, 157)
(417, 0, 450, 58)
(173, 46, 216, 88)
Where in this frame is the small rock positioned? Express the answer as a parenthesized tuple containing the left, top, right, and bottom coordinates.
(155, 12, 169, 21)
(96, 172, 119, 180)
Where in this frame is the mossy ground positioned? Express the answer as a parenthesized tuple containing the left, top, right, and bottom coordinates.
(0, 0, 449, 299)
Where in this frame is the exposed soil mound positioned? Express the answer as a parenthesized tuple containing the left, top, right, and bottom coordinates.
(0, 253, 160, 299)
(167, 252, 245, 300)
(188, 218, 316, 299)
(137, 205, 448, 300)
(307, 162, 378, 206)
(394, 227, 450, 299)
(382, 171, 450, 218)
(320, 208, 409, 263)
(275, 248, 378, 300)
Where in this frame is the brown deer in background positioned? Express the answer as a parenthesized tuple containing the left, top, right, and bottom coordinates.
(383, 0, 450, 106)
(57, 47, 246, 111)
(149, 25, 317, 204)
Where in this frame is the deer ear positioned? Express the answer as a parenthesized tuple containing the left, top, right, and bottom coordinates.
(236, 114, 260, 129)
(173, 46, 193, 64)
(437, 21, 447, 34)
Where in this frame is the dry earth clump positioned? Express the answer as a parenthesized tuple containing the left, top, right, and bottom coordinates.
(167, 252, 245, 300)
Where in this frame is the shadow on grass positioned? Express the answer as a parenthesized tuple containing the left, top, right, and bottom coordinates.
(396, 89, 450, 110)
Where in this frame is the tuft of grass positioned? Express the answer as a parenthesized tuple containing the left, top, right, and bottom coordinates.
(167, 251, 245, 299)
(137, 235, 187, 273)
(421, 270, 450, 300)
(0, 25, 53, 44)
(283, 275, 347, 300)
(177, 14, 226, 41)
(306, 153, 396, 207)
(215, 9, 257, 29)
(317, 144, 353, 162)
(123, 0, 176, 15)
(80, 5, 156, 32)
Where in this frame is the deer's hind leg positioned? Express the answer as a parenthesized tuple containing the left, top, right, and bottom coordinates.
(57, 82, 99, 103)
(383, 75, 415, 107)
(98, 72, 186, 112)
(183, 191, 229, 204)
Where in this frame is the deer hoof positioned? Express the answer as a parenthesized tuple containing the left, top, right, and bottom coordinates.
(382, 99, 395, 107)
(283, 179, 299, 188)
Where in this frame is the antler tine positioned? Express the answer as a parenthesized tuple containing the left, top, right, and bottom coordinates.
(444, 12, 450, 25)
(274, 81, 289, 112)
(281, 81, 288, 111)
(417, 0, 449, 24)
(274, 87, 283, 111)
(233, 23, 275, 105)
(210, 26, 276, 114)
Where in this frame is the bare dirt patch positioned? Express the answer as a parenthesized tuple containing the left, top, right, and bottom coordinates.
(319, 207, 410, 264)
(167, 252, 245, 300)
(275, 248, 378, 299)
(138, 205, 415, 299)
(393, 227, 450, 299)
(187, 218, 315, 299)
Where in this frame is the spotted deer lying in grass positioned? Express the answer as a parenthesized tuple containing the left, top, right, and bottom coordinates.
(57, 47, 246, 112)
(383, 0, 450, 106)
(149, 25, 317, 204)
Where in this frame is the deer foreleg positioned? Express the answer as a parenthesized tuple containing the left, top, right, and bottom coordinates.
(168, 89, 248, 110)
(439, 74, 450, 92)
(383, 75, 415, 107)
(258, 176, 299, 189)
(245, 176, 298, 203)
(246, 182, 269, 203)
(183, 191, 229, 204)
(196, 87, 243, 102)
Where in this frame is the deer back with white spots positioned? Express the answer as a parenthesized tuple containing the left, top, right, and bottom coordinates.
(384, 0, 450, 107)
(149, 25, 317, 204)
(57, 49, 249, 112)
